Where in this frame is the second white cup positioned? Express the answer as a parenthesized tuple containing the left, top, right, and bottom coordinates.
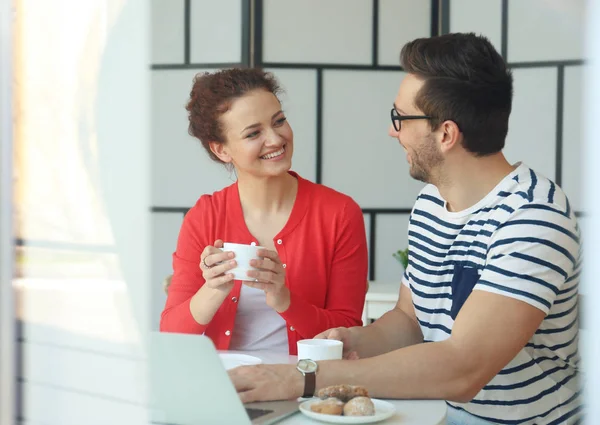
(222, 242, 264, 281)
(297, 339, 343, 361)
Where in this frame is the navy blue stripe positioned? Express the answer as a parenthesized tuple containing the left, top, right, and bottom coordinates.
(412, 209, 464, 230)
(554, 290, 579, 305)
(484, 363, 572, 390)
(485, 264, 559, 295)
(477, 279, 552, 309)
(536, 316, 578, 334)
(417, 319, 452, 334)
(528, 169, 538, 201)
(453, 240, 488, 251)
(412, 219, 458, 240)
(474, 203, 515, 215)
(409, 273, 452, 289)
(489, 237, 576, 265)
(498, 219, 579, 243)
(468, 218, 502, 228)
(418, 194, 444, 207)
(497, 190, 528, 200)
(526, 333, 578, 351)
(547, 300, 578, 319)
(460, 229, 493, 237)
(449, 390, 581, 424)
(448, 249, 487, 260)
(558, 282, 578, 295)
(411, 251, 481, 271)
(409, 231, 452, 251)
(566, 267, 581, 283)
(513, 174, 519, 182)
(521, 203, 570, 218)
(509, 252, 568, 280)
(470, 371, 577, 406)
(410, 283, 452, 299)
(548, 180, 556, 203)
(547, 405, 582, 425)
(413, 302, 452, 317)
(500, 350, 579, 375)
(410, 260, 456, 277)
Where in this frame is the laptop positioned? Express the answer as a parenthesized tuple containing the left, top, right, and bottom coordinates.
(149, 332, 300, 425)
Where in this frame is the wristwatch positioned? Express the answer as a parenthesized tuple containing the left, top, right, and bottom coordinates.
(296, 359, 318, 398)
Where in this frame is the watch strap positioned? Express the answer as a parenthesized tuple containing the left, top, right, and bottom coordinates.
(303, 371, 316, 398)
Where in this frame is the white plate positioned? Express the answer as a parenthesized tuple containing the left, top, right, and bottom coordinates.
(299, 398, 396, 424)
(219, 353, 262, 370)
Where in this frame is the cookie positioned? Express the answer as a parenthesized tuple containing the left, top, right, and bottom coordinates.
(343, 396, 375, 416)
(310, 397, 344, 415)
(317, 384, 369, 402)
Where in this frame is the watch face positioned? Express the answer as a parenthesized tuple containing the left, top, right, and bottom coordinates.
(297, 359, 318, 373)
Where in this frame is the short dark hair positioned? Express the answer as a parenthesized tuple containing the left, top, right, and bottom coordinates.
(186, 68, 282, 163)
(400, 33, 513, 156)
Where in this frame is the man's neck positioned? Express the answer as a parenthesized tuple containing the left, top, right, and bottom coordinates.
(435, 153, 517, 213)
(237, 171, 298, 217)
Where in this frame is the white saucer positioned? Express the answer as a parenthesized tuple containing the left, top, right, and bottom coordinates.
(219, 353, 262, 370)
(299, 398, 396, 424)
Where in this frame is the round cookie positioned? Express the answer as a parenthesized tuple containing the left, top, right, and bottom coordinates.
(343, 396, 375, 416)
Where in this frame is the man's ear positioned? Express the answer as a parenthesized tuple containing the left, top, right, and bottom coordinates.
(438, 120, 462, 153)
(209, 141, 232, 163)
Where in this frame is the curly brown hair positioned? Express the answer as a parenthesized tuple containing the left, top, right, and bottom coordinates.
(186, 68, 283, 163)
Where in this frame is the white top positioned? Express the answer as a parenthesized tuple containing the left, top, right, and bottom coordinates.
(403, 163, 581, 424)
(228, 284, 288, 352)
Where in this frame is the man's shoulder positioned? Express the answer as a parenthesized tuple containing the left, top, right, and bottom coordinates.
(501, 166, 576, 223)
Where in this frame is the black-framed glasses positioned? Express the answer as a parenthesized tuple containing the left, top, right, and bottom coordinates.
(390, 108, 432, 131)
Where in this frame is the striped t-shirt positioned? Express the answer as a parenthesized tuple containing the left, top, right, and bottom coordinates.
(402, 163, 581, 424)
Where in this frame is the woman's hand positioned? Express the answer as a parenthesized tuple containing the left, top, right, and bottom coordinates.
(244, 249, 290, 312)
(200, 239, 237, 293)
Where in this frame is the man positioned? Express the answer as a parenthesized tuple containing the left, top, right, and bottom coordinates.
(229, 33, 581, 425)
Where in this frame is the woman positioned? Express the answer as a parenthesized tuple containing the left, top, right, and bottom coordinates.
(160, 68, 368, 355)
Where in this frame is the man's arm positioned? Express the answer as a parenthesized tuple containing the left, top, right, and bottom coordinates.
(316, 290, 545, 402)
(352, 283, 423, 358)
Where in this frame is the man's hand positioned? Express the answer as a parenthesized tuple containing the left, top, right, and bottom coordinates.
(228, 364, 303, 403)
(314, 327, 362, 359)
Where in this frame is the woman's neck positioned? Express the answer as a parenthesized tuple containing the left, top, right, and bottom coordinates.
(237, 172, 298, 217)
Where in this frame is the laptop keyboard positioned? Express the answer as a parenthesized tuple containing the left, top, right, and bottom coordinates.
(245, 407, 274, 420)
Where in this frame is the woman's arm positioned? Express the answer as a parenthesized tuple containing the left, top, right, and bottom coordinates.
(279, 199, 368, 337)
(160, 200, 234, 333)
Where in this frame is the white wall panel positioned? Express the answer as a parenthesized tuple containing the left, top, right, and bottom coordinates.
(504, 68, 557, 181)
(190, 0, 242, 64)
(263, 0, 372, 64)
(508, 0, 586, 62)
(151, 0, 185, 64)
(20, 382, 145, 425)
(378, 0, 431, 66)
(562, 66, 585, 211)
(267, 69, 318, 182)
(151, 213, 184, 330)
(449, 0, 502, 52)
(322, 70, 425, 208)
(21, 342, 144, 405)
(375, 214, 410, 283)
(151, 69, 233, 207)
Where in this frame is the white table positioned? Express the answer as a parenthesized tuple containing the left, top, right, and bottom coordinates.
(225, 350, 447, 425)
(363, 281, 401, 325)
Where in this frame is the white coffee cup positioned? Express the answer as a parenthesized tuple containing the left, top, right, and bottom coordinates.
(222, 242, 264, 281)
(297, 339, 343, 361)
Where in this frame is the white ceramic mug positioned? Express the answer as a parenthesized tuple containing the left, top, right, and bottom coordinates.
(297, 339, 343, 361)
(222, 242, 264, 281)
